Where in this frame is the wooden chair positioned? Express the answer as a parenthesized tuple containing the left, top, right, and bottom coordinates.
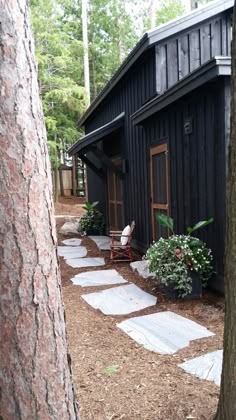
(109, 221, 135, 262)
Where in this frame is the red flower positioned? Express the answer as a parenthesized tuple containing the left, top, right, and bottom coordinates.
(187, 261, 192, 266)
(175, 248, 181, 254)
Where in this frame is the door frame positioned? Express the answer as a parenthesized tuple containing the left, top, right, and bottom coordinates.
(150, 143, 170, 241)
(107, 159, 124, 230)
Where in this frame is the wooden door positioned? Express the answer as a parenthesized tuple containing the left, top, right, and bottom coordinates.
(107, 165, 124, 230)
(150, 143, 169, 240)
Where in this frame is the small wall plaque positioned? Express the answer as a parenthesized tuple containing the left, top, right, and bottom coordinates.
(184, 118, 193, 135)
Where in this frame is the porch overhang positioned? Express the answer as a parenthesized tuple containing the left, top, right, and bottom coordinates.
(132, 57, 231, 125)
(68, 112, 125, 178)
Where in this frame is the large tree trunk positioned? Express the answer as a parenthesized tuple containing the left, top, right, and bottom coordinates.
(0, 2, 79, 419)
(215, 4, 236, 420)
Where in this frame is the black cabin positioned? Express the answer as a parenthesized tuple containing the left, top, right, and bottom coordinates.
(69, 0, 233, 293)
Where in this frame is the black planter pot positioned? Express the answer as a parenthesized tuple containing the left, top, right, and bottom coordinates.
(161, 271, 202, 299)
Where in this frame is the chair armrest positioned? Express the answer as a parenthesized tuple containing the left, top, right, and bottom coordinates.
(110, 233, 131, 238)
(109, 230, 122, 234)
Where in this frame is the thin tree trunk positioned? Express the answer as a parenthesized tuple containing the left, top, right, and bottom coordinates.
(0, 2, 79, 419)
(214, 4, 236, 420)
(82, 0, 90, 105)
(54, 167, 59, 202)
(92, 54, 97, 98)
(148, 0, 156, 29)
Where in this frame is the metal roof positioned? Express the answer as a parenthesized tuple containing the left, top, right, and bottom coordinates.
(78, 0, 233, 128)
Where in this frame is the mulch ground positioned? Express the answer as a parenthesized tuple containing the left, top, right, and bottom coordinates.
(56, 198, 224, 420)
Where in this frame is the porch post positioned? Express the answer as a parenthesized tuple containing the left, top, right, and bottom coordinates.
(72, 155, 77, 196)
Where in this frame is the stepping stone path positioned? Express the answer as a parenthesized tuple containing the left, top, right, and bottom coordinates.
(117, 311, 214, 354)
(62, 233, 218, 385)
(66, 257, 105, 268)
(58, 246, 87, 259)
(88, 235, 111, 250)
(62, 238, 82, 246)
(71, 269, 128, 286)
(130, 260, 155, 279)
(81, 284, 157, 315)
(178, 350, 222, 385)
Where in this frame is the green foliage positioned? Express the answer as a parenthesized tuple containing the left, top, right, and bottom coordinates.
(153, 213, 214, 296)
(79, 202, 105, 234)
(104, 365, 120, 375)
(30, 0, 86, 167)
(156, 213, 214, 235)
(146, 235, 213, 297)
(187, 218, 214, 234)
(82, 201, 99, 212)
(142, 0, 186, 31)
(156, 213, 174, 234)
(88, 0, 139, 98)
(30, 0, 141, 166)
(155, 0, 186, 27)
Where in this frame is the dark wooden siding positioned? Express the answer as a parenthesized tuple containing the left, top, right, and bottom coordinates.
(84, 12, 231, 292)
(144, 78, 229, 292)
(86, 49, 156, 250)
(156, 10, 232, 94)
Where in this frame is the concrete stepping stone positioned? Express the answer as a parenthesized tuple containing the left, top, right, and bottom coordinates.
(58, 246, 87, 258)
(66, 257, 105, 268)
(62, 238, 82, 246)
(117, 311, 214, 354)
(178, 350, 222, 385)
(81, 284, 157, 315)
(130, 260, 155, 279)
(71, 269, 128, 286)
(88, 236, 111, 250)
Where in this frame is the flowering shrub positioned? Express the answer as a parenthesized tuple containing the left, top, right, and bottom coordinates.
(146, 235, 213, 297)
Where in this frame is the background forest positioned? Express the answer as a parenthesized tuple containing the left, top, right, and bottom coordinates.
(30, 0, 211, 167)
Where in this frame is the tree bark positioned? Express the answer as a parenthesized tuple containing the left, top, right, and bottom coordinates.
(0, 2, 79, 419)
(214, 4, 236, 420)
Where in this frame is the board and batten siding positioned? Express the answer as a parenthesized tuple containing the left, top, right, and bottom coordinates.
(144, 78, 229, 292)
(85, 49, 156, 250)
(156, 11, 232, 94)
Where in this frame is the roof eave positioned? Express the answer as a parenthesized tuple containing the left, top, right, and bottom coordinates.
(77, 34, 150, 128)
(69, 112, 125, 156)
(132, 57, 231, 125)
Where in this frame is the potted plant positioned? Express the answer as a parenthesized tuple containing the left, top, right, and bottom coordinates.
(145, 214, 214, 298)
(79, 201, 105, 235)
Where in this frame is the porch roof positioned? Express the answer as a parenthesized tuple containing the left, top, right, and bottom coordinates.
(68, 112, 125, 157)
(131, 57, 231, 125)
(68, 112, 125, 179)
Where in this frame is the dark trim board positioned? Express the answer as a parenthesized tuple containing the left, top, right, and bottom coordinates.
(132, 57, 231, 125)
